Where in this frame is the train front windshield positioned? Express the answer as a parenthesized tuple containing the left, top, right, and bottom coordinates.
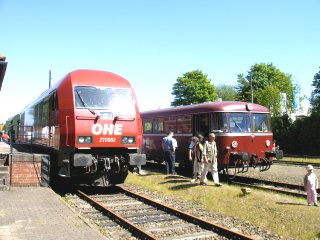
(211, 112, 270, 133)
(229, 113, 251, 132)
(74, 86, 135, 115)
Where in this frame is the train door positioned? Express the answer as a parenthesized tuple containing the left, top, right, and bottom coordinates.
(210, 112, 228, 167)
(49, 91, 58, 148)
(193, 113, 209, 138)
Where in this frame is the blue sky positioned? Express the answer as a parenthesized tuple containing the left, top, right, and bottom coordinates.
(0, 0, 319, 123)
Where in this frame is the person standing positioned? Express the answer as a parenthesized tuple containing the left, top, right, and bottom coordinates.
(162, 131, 177, 174)
(304, 165, 319, 207)
(200, 132, 222, 186)
(190, 134, 205, 183)
(188, 136, 198, 162)
(1, 131, 9, 142)
(189, 136, 200, 183)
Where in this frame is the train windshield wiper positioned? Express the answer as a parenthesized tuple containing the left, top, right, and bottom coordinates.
(76, 91, 96, 115)
(232, 119, 242, 132)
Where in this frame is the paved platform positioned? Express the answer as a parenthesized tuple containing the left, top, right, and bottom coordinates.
(0, 187, 106, 240)
(0, 141, 14, 154)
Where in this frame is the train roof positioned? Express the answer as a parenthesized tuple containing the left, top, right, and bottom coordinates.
(141, 101, 269, 118)
(61, 69, 132, 88)
(21, 69, 133, 112)
(46, 69, 132, 92)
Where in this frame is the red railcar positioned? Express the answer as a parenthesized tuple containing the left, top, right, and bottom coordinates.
(17, 69, 146, 185)
(141, 101, 282, 178)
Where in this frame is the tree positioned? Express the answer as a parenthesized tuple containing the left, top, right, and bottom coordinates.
(310, 67, 320, 113)
(216, 84, 237, 101)
(236, 63, 294, 117)
(171, 70, 218, 106)
(271, 114, 292, 152)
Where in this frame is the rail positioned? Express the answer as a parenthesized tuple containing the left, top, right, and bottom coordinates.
(76, 186, 256, 240)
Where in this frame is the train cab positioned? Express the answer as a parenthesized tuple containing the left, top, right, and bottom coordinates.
(16, 70, 146, 186)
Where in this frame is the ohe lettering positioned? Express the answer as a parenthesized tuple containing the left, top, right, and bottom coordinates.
(91, 124, 123, 135)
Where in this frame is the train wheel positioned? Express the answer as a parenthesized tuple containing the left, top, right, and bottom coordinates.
(265, 158, 271, 170)
(226, 159, 241, 179)
(259, 158, 268, 171)
(242, 161, 249, 173)
(251, 156, 258, 169)
(238, 160, 245, 173)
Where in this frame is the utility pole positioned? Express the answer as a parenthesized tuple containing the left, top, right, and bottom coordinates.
(250, 75, 253, 103)
(49, 69, 52, 88)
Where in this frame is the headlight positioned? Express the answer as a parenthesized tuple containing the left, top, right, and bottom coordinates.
(122, 136, 135, 144)
(266, 140, 270, 147)
(78, 136, 93, 144)
(231, 140, 238, 149)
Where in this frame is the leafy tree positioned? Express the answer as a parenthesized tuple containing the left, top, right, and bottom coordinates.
(171, 70, 218, 106)
(216, 84, 237, 101)
(271, 114, 292, 151)
(310, 67, 320, 113)
(236, 63, 295, 117)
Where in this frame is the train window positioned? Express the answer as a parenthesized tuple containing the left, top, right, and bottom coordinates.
(228, 113, 250, 132)
(143, 119, 153, 134)
(177, 115, 191, 134)
(211, 113, 228, 132)
(20, 113, 25, 126)
(74, 86, 135, 115)
(164, 117, 176, 133)
(51, 92, 58, 111)
(253, 113, 270, 132)
(153, 118, 165, 133)
(41, 100, 49, 126)
(194, 114, 209, 137)
(40, 99, 49, 139)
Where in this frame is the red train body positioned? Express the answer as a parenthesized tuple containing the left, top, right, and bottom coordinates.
(17, 69, 146, 185)
(141, 101, 282, 177)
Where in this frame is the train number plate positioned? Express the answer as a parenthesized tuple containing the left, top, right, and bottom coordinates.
(99, 137, 116, 143)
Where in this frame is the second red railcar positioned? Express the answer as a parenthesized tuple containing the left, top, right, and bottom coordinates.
(141, 101, 282, 178)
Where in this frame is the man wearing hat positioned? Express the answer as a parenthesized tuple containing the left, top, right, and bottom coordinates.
(304, 165, 319, 207)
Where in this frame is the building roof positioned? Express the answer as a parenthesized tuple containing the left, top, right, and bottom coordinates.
(0, 61, 8, 91)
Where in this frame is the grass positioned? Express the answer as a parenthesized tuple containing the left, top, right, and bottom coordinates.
(125, 171, 320, 240)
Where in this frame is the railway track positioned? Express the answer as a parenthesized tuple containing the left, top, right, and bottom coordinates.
(273, 160, 320, 168)
(220, 175, 320, 199)
(145, 161, 319, 199)
(68, 186, 256, 240)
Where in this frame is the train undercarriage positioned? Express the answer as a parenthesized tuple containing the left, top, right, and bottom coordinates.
(224, 149, 284, 179)
(54, 148, 146, 186)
